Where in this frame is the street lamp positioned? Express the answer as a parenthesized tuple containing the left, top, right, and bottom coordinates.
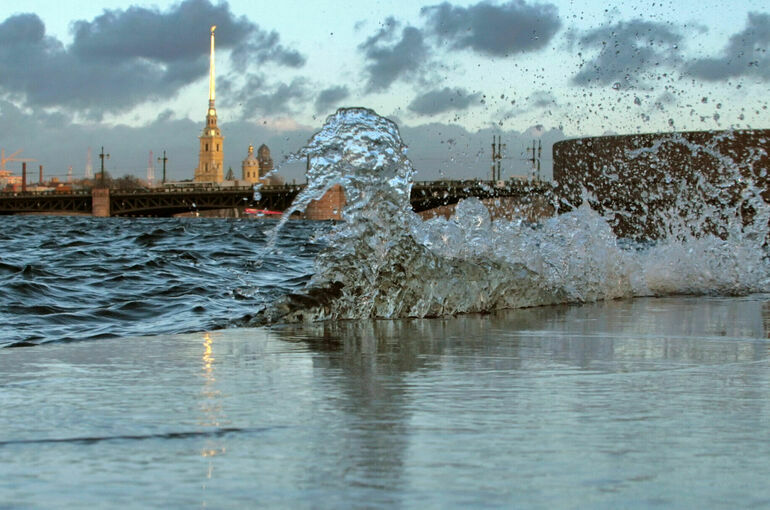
(157, 150, 168, 185)
(99, 146, 110, 186)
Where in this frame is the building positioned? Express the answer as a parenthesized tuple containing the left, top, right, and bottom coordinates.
(241, 145, 259, 182)
(241, 144, 276, 185)
(257, 144, 273, 175)
(194, 26, 224, 183)
(0, 170, 21, 190)
(193, 27, 281, 186)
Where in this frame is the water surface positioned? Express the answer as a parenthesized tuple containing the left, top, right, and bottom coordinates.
(2, 296, 769, 508)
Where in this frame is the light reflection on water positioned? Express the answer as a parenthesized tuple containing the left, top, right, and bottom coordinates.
(1, 296, 770, 508)
(200, 332, 224, 507)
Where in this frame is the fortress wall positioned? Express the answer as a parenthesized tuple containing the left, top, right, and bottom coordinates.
(552, 129, 770, 239)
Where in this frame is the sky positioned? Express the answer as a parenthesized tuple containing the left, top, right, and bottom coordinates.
(1, 0, 768, 182)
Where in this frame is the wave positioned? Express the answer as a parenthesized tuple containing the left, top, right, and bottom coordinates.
(254, 108, 770, 323)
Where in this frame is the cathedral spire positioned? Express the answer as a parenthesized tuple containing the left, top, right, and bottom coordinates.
(209, 25, 216, 106)
(194, 25, 224, 183)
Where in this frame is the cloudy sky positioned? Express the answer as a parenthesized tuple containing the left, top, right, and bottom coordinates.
(1, 0, 768, 182)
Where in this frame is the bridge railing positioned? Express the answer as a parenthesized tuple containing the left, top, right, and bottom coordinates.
(117, 183, 307, 194)
(0, 189, 92, 197)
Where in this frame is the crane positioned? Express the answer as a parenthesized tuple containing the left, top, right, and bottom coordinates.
(1, 149, 36, 172)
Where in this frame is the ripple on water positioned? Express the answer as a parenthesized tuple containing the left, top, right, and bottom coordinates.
(0, 216, 325, 348)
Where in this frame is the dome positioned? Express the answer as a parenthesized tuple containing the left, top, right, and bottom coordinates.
(243, 144, 258, 165)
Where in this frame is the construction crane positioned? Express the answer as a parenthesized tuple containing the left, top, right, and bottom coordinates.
(0, 149, 36, 172)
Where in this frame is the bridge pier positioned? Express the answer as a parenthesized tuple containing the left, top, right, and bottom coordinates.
(305, 184, 346, 220)
(92, 188, 110, 217)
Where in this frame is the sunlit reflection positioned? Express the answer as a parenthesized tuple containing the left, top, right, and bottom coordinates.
(198, 332, 227, 504)
(199, 332, 222, 426)
(201, 447, 226, 459)
(203, 332, 214, 375)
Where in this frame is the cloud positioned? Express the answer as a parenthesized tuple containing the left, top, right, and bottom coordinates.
(72, 0, 304, 68)
(238, 78, 310, 117)
(408, 87, 481, 116)
(314, 86, 350, 114)
(687, 12, 770, 81)
(359, 17, 430, 92)
(571, 19, 683, 87)
(0, 0, 304, 114)
(421, 1, 562, 57)
(529, 90, 557, 108)
(230, 29, 305, 68)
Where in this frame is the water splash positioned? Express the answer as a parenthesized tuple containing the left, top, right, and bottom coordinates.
(257, 109, 770, 324)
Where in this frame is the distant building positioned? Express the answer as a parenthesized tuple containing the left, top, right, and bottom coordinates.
(242, 145, 259, 183)
(257, 144, 273, 175)
(193, 27, 281, 186)
(194, 26, 224, 183)
(241, 144, 276, 184)
(0, 170, 21, 190)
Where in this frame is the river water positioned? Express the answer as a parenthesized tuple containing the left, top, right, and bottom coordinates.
(3, 109, 770, 507)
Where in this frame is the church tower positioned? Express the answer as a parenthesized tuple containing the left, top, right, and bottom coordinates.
(242, 145, 260, 183)
(257, 144, 274, 178)
(194, 26, 224, 183)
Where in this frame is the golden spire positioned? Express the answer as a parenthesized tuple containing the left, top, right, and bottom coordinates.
(209, 25, 216, 105)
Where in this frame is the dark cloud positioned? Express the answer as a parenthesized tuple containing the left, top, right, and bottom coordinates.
(408, 87, 481, 116)
(687, 12, 770, 81)
(230, 30, 305, 68)
(421, 1, 561, 57)
(359, 17, 430, 92)
(529, 90, 557, 108)
(571, 19, 683, 87)
(238, 78, 310, 116)
(0, 0, 304, 114)
(72, 0, 303, 67)
(314, 86, 350, 114)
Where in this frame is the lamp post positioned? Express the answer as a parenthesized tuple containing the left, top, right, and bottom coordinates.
(99, 146, 110, 187)
(157, 150, 168, 185)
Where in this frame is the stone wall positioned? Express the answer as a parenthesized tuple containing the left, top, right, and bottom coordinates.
(92, 188, 110, 217)
(304, 184, 346, 221)
(553, 129, 770, 239)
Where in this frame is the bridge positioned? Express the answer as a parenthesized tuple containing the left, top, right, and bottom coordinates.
(0, 180, 552, 218)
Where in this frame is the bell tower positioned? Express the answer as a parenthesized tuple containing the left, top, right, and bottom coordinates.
(194, 25, 224, 183)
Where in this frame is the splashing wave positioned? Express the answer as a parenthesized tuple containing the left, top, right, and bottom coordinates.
(257, 108, 770, 323)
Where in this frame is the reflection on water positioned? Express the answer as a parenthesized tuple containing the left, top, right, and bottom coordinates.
(1, 296, 770, 508)
(199, 332, 226, 507)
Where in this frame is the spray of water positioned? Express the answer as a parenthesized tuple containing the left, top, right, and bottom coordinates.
(256, 108, 770, 323)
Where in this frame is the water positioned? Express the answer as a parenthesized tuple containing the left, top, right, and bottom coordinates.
(2, 108, 770, 506)
(2, 298, 770, 508)
(0, 216, 326, 347)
